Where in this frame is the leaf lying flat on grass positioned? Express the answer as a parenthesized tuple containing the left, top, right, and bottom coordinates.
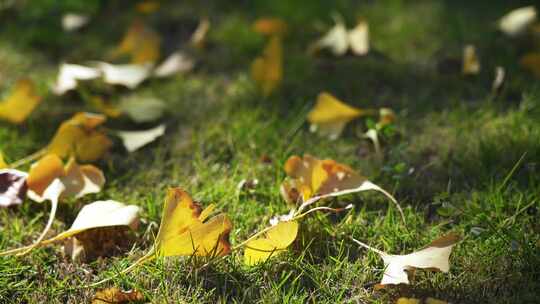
(352, 234, 460, 286)
(92, 287, 144, 304)
(307, 92, 365, 139)
(251, 36, 283, 96)
(0, 169, 28, 207)
(498, 6, 537, 36)
(115, 124, 166, 152)
(155, 188, 232, 257)
(0, 79, 42, 124)
(244, 220, 298, 265)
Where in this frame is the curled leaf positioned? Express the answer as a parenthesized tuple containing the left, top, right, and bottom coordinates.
(307, 92, 365, 139)
(251, 36, 283, 96)
(47, 112, 112, 162)
(498, 6, 537, 36)
(53, 63, 101, 95)
(115, 124, 166, 152)
(244, 220, 298, 265)
(155, 188, 232, 257)
(0, 79, 42, 124)
(353, 234, 460, 286)
(112, 19, 161, 64)
(0, 169, 28, 207)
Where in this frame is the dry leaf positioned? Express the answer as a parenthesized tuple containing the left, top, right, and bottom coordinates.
(253, 18, 288, 36)
(62, 13, 89, 32)
(520, 52, 540, 78)
(155, 188, 232, 257)
(92, 287, 144, 304)
(0, 169, 28, 207)
(353, 234, 460, 286)
(190, 18, 211, 49)
(310, 17, 369, 56)
(0, 79, 42, 124)
(462, 45, 480, 75)
(97, 62, 153, 89)
(153, 52, 195, 78)
(498, 6, 537, 36)
(251, 36, 283, 96)
(47, 112, 112, 162)
(112, 19, 161, 64)
(280, 154, 404, 221)
(52, 63, 101, 95)
(60, 158, 105, 198)
(307, 92, 365, 139)
(115, 124, 166, 152)
(244, 220, 298, 265)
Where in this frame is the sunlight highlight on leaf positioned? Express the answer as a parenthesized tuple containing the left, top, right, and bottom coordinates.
(244, 220, 298, 265)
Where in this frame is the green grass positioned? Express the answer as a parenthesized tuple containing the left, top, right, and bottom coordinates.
(1, 0, 540, 303)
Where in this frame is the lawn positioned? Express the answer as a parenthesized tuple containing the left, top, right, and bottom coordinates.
(0, 0, 539, 303)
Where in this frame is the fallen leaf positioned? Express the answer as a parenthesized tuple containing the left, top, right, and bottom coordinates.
(0, 169, 28, 207)
(115, 124, 166, 152)
(425, 298, 448, 304)
(251, 36, 283, 96)
(135, 0, 160, 14)
(307, 92, 365, 139)
(52, 63, 101, 95)
(190, 18, 211, 49)
(155, 188, 232, 257)
(520, 52, 540, 78)
(253, 17, 288, 36)
(498, 6, 537, 36)
(0, 79, 42, 124)
(118, 95, 166, 123)
(396, 298, 421, 304)
(244, 220, 298, 265)
(47, 112, 112, 162)
(352, 234, 460, 286)
(98, 62, 153, 89)
(60, 158, 105, 198)
(62, 13, 89, 32)
(462, 44, 480, 75)
(280, 154, 404, 221)
(347, 19, 369, 56)
(92, 287, 144, 304)
(26, 154, 65, 196)
(0, 153, 7, 168)
(310, 17, 369, 56)
(153, 51, 195, 78)
(112, 19, 161, 64)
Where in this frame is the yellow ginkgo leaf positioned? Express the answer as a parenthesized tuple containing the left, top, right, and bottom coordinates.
(155, 188, 233, 257)
(244, 220, 298, 265)
(253, 18, 288, 36)
(26, 154, 65, 196)
(112, 19, 161, 64)
(0, 152, 7, 169)
(280, 154, 404, 222)
(0, 79, 42, 124)
(520, 52, 540, 78)
(47, 112, 112, 162)
(462, 44, 480, 75)
(251, 36, 283, 96)
(307, 92, 365, 139)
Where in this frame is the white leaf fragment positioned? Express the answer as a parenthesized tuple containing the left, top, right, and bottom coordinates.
(115, 124, 166, 152)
